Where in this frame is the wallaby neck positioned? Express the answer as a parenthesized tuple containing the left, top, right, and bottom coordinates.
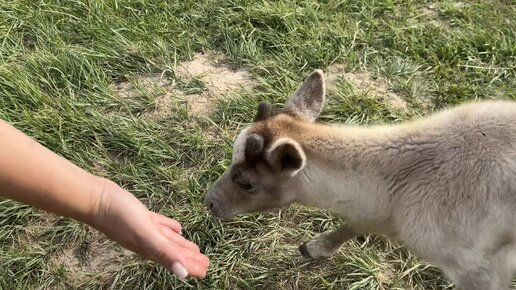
(290, 121, 406, 227)
(290, 121, 406, 170)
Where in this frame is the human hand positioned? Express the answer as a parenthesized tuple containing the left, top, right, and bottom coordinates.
(0, 120, 208, 279)
(89, 179, 209, 279)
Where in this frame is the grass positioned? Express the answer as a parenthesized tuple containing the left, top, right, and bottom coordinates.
(0, 0, 515, 289)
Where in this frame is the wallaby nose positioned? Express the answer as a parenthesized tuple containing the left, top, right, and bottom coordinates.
(204, 195, 214, 211)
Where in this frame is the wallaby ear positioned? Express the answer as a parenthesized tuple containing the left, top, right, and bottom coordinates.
(267, 138, 306, 176)
(245, 134, 264, 161)
(254, 102, 273, 122)
(284, 69, 325, 121)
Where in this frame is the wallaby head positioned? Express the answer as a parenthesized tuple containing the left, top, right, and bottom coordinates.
(204, 70, 326, 219)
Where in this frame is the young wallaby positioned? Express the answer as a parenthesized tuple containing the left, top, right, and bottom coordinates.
(204, 69, 516, 290)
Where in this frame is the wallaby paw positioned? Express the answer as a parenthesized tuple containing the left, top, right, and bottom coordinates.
(298, 238, 336, 259)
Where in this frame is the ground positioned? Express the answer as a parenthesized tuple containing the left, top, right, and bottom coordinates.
(0, 1, 515, 289)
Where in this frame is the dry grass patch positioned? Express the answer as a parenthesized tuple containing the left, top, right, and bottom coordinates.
(47, 229, 135, 287)
(109, 52, 254, 119)
(419, 4, 452, 30)
(326, 64, 408, 111)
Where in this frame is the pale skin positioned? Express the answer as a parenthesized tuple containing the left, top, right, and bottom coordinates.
(0, 120, 209, 279)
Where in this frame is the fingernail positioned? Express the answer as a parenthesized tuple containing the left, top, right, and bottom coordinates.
(171, 262, 188, 280)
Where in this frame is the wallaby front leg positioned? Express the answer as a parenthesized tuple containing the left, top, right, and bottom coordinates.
(299, 224, 360, 259)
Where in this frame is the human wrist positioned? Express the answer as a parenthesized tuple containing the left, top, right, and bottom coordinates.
(79, 176, 112, 229)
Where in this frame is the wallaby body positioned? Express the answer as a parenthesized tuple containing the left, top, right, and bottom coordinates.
(204, 70, 516, 290)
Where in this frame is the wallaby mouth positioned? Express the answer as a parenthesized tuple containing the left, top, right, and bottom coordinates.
(203, 194, 234, 220)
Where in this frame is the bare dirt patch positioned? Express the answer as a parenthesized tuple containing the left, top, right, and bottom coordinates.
(47, 228, 135, 285)
(419, 4, 451, 30)
(376, 262, 396, 287)
(421, 4, 439, 19)
(16, 211, 60, 247)
(110, 52, 254, 118)
(110, 74, 171, 101)
(326, 64, 408, 110)
(176, 52, 252, 96)
(174, 52, 253, 116)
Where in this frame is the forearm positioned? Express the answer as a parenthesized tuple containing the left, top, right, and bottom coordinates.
(0, 120, 103, 225)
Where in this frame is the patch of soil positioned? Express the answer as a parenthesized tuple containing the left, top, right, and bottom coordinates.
(420, 4, 451, 30)
(326, 64, 408, 110)
(47, 228, 135, 285)
(376, 262, 396, 287)
(146, 86, 177, 119)
(16, 211, 59, 246)
(111, 74, 172, 101)
(110, 52, 254, 118)
(176, 52, 252, 96)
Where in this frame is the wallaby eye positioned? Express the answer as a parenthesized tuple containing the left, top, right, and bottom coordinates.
(238, 181, 253, 191)
(231, 171, 255, 193)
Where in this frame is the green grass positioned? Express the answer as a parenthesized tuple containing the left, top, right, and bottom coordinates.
(0, 0, 515, 289)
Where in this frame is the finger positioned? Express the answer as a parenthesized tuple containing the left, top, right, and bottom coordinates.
(181, 249, 210, 278)
(171, 262, 188, 280)
(153, 213, 182, 234)
(160, 227, 200, 252)
(154, 239, 209, 279)
(184, 248, 210, 267)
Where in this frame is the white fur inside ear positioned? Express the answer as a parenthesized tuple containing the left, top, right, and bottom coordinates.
(267, 137, 306, 176)
(232, 127, 250, 164)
